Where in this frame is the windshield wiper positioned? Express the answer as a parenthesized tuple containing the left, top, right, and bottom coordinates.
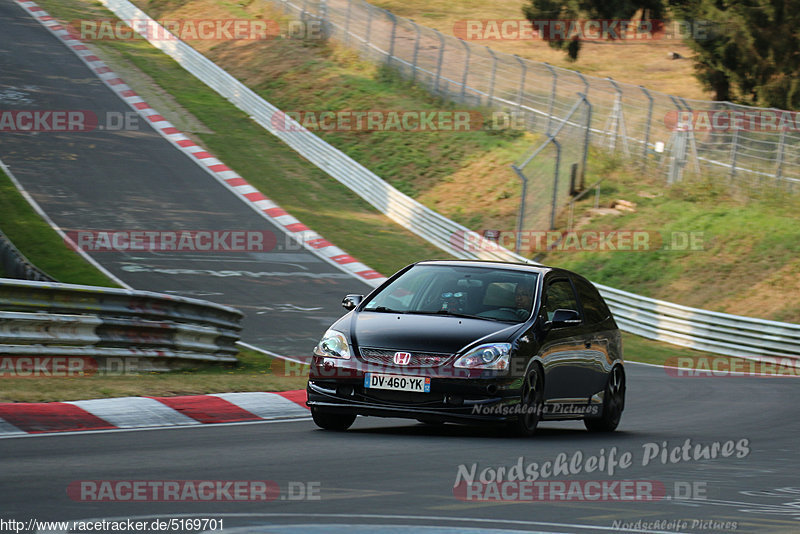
(367, 306, 406, 313)
(407, 310, 513, 322)
(407, 310, 482, 320)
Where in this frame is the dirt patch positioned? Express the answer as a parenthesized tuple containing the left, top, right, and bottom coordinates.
(713, 261, 800, 322)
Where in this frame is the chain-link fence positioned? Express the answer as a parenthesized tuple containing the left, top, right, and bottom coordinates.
(511, 95, 591, 250)
(269, 0, 800, 194)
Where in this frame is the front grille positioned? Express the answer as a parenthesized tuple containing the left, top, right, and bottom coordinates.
(359, 347, 452, 368)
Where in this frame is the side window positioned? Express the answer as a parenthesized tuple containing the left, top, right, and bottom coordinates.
(573, 277, 611, 325)
(543, 279, 579, 321)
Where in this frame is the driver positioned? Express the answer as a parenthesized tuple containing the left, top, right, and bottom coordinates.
(514, 282, 534, 319)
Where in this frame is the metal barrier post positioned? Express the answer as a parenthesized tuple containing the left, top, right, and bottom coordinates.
(411, 21, 421, 82)
(640, 85, 654, 164)
(514, 55, 526, 114)
(386, 11, 397, 66)
(776, 124, 786, 182)
(550, 139, 562, 230)
(459, 39, 470, 103)
(730, 128, 739, 180)
(343, 0, 352, 45)
(580, 94, 592, 186)
(486, 47, 497, 107)
(512, 165, 528, 254)
(544, 63, 556, 135)
(433, 29, 445, 94)
(363, 4, 373, 54)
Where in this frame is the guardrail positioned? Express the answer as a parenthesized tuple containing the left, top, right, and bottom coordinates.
(92, 0, 800, 364)
(0, 229, 54, 282)
(0, 279, 243, 371)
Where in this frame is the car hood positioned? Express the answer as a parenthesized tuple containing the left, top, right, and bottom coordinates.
(347, 311, 523, 354)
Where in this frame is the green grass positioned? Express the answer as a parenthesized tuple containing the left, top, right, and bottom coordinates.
(0, 167, 117, 287)
(0, 348, 309, 403)
(540, 165, 800, 321)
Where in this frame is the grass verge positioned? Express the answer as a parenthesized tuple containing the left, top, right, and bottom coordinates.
(0, 348, 309, 403)
(0, 167, 117, 287)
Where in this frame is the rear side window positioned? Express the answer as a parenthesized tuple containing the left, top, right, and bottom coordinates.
(573, 276, 612, 325)
(543, 279, 579, 321)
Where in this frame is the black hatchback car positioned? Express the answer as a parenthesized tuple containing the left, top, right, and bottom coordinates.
(307, 260, 624, 435)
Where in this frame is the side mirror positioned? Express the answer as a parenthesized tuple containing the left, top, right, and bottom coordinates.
(547, 309, 581, 328)
(342, 294, 364, 310)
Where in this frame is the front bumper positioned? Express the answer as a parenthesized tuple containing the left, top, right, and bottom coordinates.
(307, 375, 524, 424)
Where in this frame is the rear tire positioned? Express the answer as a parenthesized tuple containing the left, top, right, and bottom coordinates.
(584, 366, 625, 432)
(311, 407, 356, 431)
(508, 365, 544, 437)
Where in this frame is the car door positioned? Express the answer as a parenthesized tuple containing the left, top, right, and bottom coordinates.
(538, 276, 595, 402)
(572, 275, 621, 396)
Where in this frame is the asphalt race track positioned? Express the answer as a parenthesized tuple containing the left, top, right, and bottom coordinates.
(1, 365, 799, 533)
(0, 0, 372, 358)
(1, 1, 799, 533)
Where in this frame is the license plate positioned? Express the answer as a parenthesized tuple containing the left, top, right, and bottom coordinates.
(364, 373, 431, 393)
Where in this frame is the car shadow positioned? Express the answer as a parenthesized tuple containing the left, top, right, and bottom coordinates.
(344, 421, 641, 441)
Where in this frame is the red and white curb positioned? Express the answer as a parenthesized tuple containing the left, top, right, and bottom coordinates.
(12, 0, 387, 287)
(0, 390, 309, 437)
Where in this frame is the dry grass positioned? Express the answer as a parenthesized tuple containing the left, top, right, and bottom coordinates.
(370, 0, 708, 99)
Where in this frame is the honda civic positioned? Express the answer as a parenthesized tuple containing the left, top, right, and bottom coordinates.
(306, 260, 625, 436)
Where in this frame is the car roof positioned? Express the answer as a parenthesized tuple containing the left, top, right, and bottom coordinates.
(415, 259, 566, 276)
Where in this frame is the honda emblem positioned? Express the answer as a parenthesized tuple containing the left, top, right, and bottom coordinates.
(393, 352, 411, 365)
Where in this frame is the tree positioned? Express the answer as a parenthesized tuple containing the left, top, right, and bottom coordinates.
(670, 0, 800, 109)
(522, 0, 667, 61)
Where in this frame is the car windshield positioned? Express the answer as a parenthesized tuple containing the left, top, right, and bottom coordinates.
(363, 264, 538, 322)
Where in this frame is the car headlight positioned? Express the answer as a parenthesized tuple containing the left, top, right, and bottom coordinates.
(313, 329, 350, 359)
(453, 343, 511, 370)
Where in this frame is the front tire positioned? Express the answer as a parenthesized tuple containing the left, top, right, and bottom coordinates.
(585, 365, 625, 432)
(509, 365, 544, 437)
(311, 407, 356, 431)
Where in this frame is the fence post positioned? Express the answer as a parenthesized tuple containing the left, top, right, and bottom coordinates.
(512, 165, 528, 254)
(363, 4, 373, 54)
(679, 97, 700, 173)
(550, 139, 562, 230)
(666, 99, 689, 185)
(776, 122, 786, 182)
(386, 11, 397, 66)
(579, 93, 592, 187)
(458, 39, 471, 103)
(411, 21, 421, 82)
(514, 54, 526, 115)
(605, 77, 630, 156)
(318, 0, 330, 40)
(576, 71, 589, 95)
(434, 29, 445, 94)
(344, 0, 352, 45)
(544, 63, 557, 135)
(301, 0, 309, 21)
(640, 85, 654, 165)
(486, 46, 497, 107)
(729, 128, 739, 180)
